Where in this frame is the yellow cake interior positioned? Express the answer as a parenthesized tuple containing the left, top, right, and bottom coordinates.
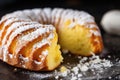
(46, 30, 63, 70)
(58, 20, 93, 56)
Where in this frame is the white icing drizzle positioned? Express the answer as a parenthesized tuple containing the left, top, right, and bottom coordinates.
(47, 32, 54, 39)
(23, 10, 37, 21)
(55, 8, 64, 26)
(64, 10, 95, 29)
(20, 26, 53, 41)
(21, 65, 25, 68)
(32, 9, 47, 23)
(0, 17, 31, 42)
(2, 8, 98, 35)
(41, 10, 48, 23)
(42, 50, 48, 56)
(1, 24, 42, 62)
(0, 47, 2, 55)
(33, 32, 54, 49)
(3, 46, 9, 61)
(59, 9, 72, 27)
(3, 11, 29, 20)
(5, 24, 42, 52)
(43, 8, 52, 24)
(19, 54, 29, 62)
(9, 54, 13, 59)
(33, 39, 50, 50)
(15, 25, 54, 54)
(34, 50, 48, 65)
(0, 17, 14, 25)
(3, 17, 30, 27)
(90, 30, 101, 36)
(34, 60, 42, 65)
(12, 11, 30, 19)
(86, 24, 97, 29)
(3, 18, 20, 27)
(32, 9, 43, 24)
(51, 8, 58, 25)
(2, 21, 38, 45)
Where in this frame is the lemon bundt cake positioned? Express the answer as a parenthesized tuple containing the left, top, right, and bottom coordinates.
(0, 8, 103, 71)
(0, 18, 63, 71)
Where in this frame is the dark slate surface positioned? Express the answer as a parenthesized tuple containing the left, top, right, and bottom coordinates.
(0, 0, 120, 80)
(0, 33, 120, 80)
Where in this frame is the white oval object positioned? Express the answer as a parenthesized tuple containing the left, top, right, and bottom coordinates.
(101, 10, 120, 35)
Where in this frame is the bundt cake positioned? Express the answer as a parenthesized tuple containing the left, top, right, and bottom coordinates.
(0, 8, 103, 71)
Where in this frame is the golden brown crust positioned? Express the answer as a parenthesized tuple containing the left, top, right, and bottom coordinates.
(0, 18, 58, 70)
(89, 23, 104, 55)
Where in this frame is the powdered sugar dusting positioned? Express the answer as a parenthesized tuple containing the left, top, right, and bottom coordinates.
(54, 8, 64, 26)
(20, 26, 52, 41)
(5, 23, 41, 48)
(3, 18, 30, 27)
(43, 8, 52, 24)
(68, 22, 76, 28)
(15, 25, 54, 54)
(2, 11, 30, 20)
(23, 9, 36, 21)
(54, 8, 100, 38)
(33, 39, 50, 50)
(2, 21, 38, 45)
(34, 50, 48, 65)
(32, 9, 43, 23)
(87, 24, 98, 28)
(19, 54, 29, 62)
(55, 54, 113, 80)
(8, 54, 13, 59)
(41, 11, 48, 23)
(90, 30, 101, 36)
(42, 50, 48, 56)
(2, 18, 19, 27)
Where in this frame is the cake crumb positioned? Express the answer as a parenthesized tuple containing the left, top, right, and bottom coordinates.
(109, 76, 112, 79)
(55, 76, 59, 79)
(13, 68, 17, 72)
(72, 66, 79, 74)
(79, 65, 89, 71)
(59, 66, 69, 77)
(108, 55, 111, 58)
(78, 74, 82, 78)
(60, 66, 67, 73)
(71, 76, 77, 80)
(62, 49, 69, 54)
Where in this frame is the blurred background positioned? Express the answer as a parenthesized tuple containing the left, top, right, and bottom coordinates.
(0, 0, 120, 30)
